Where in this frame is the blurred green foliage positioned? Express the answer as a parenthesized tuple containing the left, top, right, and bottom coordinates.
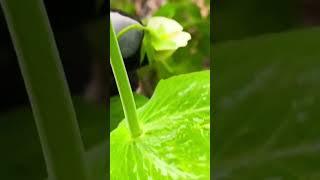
(110, 0, 135, 14)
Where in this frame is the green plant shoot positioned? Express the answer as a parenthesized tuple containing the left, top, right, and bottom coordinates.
(110, 21, 142, 138)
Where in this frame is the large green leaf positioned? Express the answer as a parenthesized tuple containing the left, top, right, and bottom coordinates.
(111, 71, 210, 179)
(214, 27, 320, 179)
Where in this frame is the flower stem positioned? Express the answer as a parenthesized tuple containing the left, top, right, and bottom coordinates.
(117, 24, 146, 40)
(110, 22, 142, 138)
(0, 1, 89, 180)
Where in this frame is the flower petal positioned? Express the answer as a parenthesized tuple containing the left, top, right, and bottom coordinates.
(147, 17, 183, 34)
(169, 31, 192, 48)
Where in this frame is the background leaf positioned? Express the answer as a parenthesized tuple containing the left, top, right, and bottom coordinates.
(214, 27, 320, 179)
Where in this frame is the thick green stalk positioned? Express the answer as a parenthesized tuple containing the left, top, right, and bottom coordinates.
(0, 1, 89, 180)
(110, 22, 142, 138)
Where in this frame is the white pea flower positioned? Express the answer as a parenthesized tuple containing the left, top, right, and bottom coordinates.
(143, 17, 191, 63)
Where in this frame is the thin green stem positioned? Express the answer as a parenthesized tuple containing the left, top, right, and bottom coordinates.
(110, 22, 142, 138)
(117, 24, 146, 40)
(0, 1, 89, 180)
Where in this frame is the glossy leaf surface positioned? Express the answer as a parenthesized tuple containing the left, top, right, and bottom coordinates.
(111, 71, 210, 179)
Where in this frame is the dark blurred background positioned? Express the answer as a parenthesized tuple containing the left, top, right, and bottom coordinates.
(214, 0, 320, 179)
(0, 0, 107, 179)
(213, 0, 320, 42)
(0, 0, 107, 111)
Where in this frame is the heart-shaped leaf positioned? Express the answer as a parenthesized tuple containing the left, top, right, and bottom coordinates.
(111, 71, 210, 179)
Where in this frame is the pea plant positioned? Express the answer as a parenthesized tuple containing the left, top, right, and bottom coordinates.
(110, 15, 210, 179)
